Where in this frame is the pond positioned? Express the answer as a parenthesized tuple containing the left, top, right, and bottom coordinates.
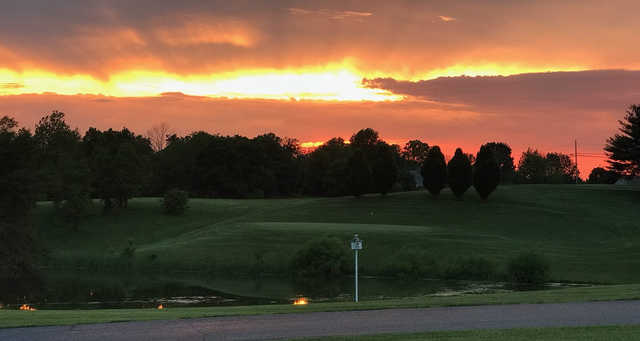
(0, 271, 580, 310)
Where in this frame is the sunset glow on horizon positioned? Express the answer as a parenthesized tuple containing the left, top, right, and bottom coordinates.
(2, 0, 640, 175)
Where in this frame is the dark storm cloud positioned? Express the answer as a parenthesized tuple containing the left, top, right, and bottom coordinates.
(364, 70, 640, 113)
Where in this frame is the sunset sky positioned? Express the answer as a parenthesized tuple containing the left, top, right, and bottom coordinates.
(2, 0, 640, 175)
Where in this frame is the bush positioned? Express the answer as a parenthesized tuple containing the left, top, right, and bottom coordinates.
(507, 252, 550, 285)
(421, 146, 447, 197)
(447, 148, 472, 199)
(162, 189, 189, 215)
(290, 237, 350, 279)
(473, 145, 500, 199)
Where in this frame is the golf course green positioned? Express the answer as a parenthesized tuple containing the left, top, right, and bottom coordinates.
(34, 184, 640, 283)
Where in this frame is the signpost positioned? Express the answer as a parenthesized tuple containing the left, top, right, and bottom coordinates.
(350, 234, 363, 302)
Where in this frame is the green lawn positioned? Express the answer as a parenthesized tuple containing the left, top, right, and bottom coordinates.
(35, 184, 640, 283)
(290, 325, 640, 341)
(2, 283, 640, 328)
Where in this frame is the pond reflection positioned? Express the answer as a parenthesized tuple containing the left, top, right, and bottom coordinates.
(1, 271, 566, 310)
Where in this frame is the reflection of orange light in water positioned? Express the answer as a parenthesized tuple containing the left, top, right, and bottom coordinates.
(157, 304, 164, 310)
(293, 298, 308, 305)
(19, 304, 36, 311)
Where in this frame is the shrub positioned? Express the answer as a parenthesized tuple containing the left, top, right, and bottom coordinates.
(290, 237, 350, 279)
(421, 146, 447, 197)
(162, 189, 189, 215)
(447, 148, 472, 199)
(473, 145, 500, 199)
(507, 252, 550, 285)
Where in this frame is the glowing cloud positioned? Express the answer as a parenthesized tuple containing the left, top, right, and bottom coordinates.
(438, 15, 456, 22)
(0, 67, 401, 101)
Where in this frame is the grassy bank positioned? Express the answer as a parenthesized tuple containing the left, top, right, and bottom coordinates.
(292, 325, 640, 341)
(2, 284, 640, 328)
(35, 185, 640, 283)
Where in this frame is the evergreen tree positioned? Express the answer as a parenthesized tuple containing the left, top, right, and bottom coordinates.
(473, 145, 500, 200)
(421, 146, 447, 196)
(371, 142, 398, 195)
(348, 149, 371, 197)
(447, 148, 472, 198)
(605, 105, 640, 176)
(481, 142, 515, 183)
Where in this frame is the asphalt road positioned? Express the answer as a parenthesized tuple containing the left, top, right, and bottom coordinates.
(2, 300, 640, 340)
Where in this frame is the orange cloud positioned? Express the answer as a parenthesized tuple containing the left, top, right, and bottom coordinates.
(153, 19, 260, 47)
(438, 15, 456, 22)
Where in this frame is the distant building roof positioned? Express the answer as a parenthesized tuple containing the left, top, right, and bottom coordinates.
(614, 177, 640, 186)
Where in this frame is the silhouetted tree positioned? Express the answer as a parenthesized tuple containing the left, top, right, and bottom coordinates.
(402, 140, 430, 165)
(348, 149, 371, 197)
(545, 152, 579, 183)
(146, 122, 173, 152)
(447, 148, 472, 198)
(516, 149, 547, 184)
(34, 111, 91, 227)
(421, 146, 447, 196)
(605, 105, 640, 177)
(83, 127, 153, 210)
(371, 142, 398, 195)
(587, 167, 621, 184)
(481, 142, 515, 183)
(350, 128, 380, 149)
(303, 138, 350, 196)
(0, 117, 39, 279)
(473, 145, 500, 199)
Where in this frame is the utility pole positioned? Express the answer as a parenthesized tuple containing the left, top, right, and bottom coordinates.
(574, 139, 578, 184)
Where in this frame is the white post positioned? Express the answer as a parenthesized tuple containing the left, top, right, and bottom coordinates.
(355, 249, 359, 302)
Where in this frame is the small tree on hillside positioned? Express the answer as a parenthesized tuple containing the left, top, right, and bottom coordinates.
(421, 146, 447, 197)
(372, 143, 398, 195)
(163, 189, 189, 215)
(348, 149, 371, 197)
(473, 145, 500, 200)
(447, 148, 472, 198)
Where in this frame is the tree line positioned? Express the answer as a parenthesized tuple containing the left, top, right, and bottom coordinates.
(2, 105, 639, 280)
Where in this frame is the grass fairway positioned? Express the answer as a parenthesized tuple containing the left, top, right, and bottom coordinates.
(292, 325, 640, 341)
(2, 284, 640, 328)
(35, 184, 640, 283)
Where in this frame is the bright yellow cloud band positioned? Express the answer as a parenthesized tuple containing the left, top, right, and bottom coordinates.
(0, 63, 585, 101)
(0, 67, 402, 101)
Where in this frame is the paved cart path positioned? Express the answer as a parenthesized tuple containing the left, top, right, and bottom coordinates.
(3, 300, 640, 340)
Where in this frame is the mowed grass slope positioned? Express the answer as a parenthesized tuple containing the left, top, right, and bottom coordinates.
(35, 185, 640, 283)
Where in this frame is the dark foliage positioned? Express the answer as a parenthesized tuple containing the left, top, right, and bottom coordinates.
(0, 117, 40, 279)
(371, 142, 399, 195)
(516, 149, 579, 184)
(402, 140, 430, 165)
(481, 142, 516, 183)
(507, 252, 550, 286)
(302, 138, 350, 196)
(162, 189, 189, 215)
(83, 127, 153, 210)
(447, 148, 472, 198)
(473, 145, 500, 199)
(605, 105, 640, 176)
(587, 167, 621, 184)
(348, 149, 372, 197)
(290, 237, 350, 279)
(421, 146, 447, 196)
